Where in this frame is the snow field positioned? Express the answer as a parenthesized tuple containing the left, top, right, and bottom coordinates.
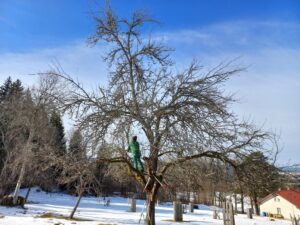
(0, 188, 291, 225)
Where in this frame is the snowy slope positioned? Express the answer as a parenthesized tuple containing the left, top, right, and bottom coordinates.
(0, 188, 291, 225)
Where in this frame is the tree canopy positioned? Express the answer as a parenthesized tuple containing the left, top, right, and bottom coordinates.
(39, 6, 278, 225)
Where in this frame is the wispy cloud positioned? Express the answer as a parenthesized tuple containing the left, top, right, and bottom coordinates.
(156, 20, 300, 53)
(0, 41, 108, 87)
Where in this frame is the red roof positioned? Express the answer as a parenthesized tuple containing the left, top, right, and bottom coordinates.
(276, 189, 300, 208)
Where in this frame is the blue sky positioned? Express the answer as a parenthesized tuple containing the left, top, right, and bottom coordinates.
(1, 0, 299, 52)
(0, 0, 299, 165)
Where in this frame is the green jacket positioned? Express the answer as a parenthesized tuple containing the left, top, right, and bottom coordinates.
(127, 141, 141, 156)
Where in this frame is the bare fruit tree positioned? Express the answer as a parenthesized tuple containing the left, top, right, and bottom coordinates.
(42, 6, 273, 225)
(44, 150, 99, 219)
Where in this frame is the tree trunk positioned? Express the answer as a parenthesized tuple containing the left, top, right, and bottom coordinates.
(234, 193, 237, 213)
(13, 163, 26, 205)
(250, 197, 254, 211)
(240, 192, 245, 214)
(145, 192, 156, 225)
(70, 191, 83, 219)
(214, 192, 217, 206)
(13, 134, 33, 205)
(24, 187, 31, 203)
(145, 179, 160, 225)
(253, 194, 260, 216)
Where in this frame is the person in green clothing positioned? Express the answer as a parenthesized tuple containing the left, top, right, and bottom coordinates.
(127, 136, 144, 172)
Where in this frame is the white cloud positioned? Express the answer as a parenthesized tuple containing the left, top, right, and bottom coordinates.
(0, 41, 109, 88)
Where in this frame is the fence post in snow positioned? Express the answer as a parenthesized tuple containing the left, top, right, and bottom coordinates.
(246, 208, 253, 219)
(222, 201, 235, 225)
(213, 209, 218, 219)
(173, 201, 183, 221)
(189, 202, 194, 213)
(129, 198, 136, 212)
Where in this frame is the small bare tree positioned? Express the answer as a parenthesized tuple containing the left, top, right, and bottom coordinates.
(45, 145, 99, 219)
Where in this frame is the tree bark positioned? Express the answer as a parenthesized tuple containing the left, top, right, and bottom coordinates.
(70, 191, 83, 219)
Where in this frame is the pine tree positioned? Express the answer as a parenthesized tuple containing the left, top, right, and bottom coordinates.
(11, 79, 24, 97)
(0, 77, 12, 100)
(49, 111, 66, 155)
(68, 129, 85, 158)
(0, 77, 24, 101)
(238, 151, 282, 215)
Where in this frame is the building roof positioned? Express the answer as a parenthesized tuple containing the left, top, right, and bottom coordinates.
(260, 189, 300, 208)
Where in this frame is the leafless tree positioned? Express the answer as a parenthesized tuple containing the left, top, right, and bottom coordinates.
(0, 89, 56, 204)
(44, 141, 100, 219)
(40, 6, 274, 225)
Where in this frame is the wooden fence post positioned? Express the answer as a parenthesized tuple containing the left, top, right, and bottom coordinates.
(213, 209, 218, 219)
(189, 202, 194, 213)
(174, 201, 183, 221)
(129, 198, 136, 212)
(246, 208, 253, 219)
(222, 201, 235, 225)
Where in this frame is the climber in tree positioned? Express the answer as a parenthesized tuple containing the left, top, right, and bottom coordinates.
(127, 136, 144, 172)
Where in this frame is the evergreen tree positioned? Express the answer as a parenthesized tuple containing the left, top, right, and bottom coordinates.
(0, 77, 24, 101)
(0, 77, 12, 100)
(49, 111, 66, 155)
(68, 129, 85, 158)
(11, 79, 24, 97)
(238, 151, 282, 215)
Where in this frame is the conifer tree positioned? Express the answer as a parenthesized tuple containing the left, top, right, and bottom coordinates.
(49, 111, 66, 155)
(0, 77, 12, 101)
(68, 129, 85, 158)
(237, 151, 282, 215)
(0, 77, 24, 101)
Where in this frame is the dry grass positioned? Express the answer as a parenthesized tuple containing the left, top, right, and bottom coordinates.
(37, 212, 92, 221)
(161, 219, 191, 223)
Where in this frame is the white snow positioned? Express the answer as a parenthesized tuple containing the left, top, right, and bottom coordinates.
(0, 187, 291, 225)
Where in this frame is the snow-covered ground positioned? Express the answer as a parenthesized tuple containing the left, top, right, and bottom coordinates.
(0, 188, 291, 225)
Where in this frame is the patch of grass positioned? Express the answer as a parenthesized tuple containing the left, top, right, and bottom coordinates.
(37, 213, 92, 221)
(97, 224, 117, 225)
(161, 219, 191, 223)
